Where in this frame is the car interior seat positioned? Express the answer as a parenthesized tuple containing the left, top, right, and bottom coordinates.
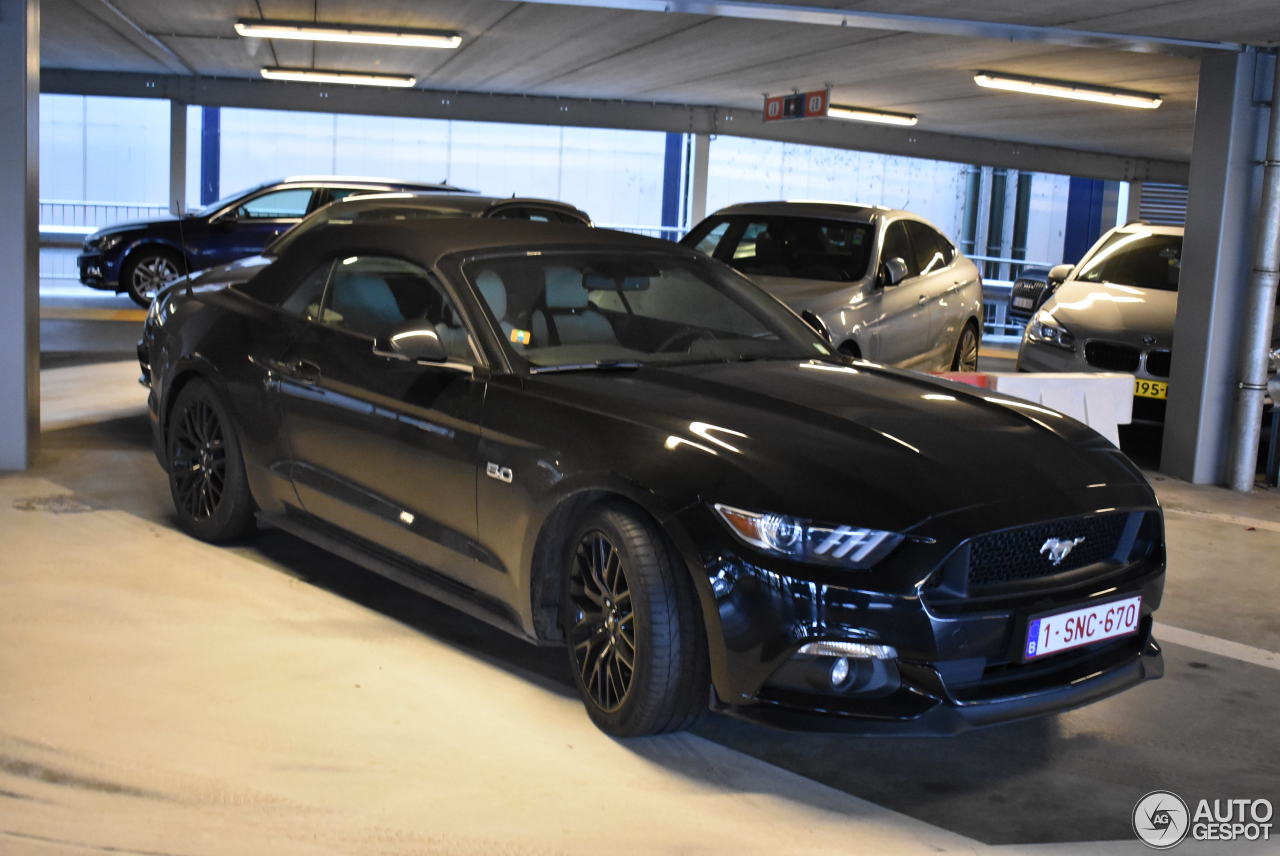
(746, 230, 790, 276)
(531, 267, 617, 346)
(329, 272, 403, 337)
(473, 269, 518, 343)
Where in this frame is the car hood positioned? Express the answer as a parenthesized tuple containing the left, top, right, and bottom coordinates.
(1045, 282, 1178, 342)
(529, 359, 1150, 533)
(91, 214, 184, 237)
(186, 256, 271, 287)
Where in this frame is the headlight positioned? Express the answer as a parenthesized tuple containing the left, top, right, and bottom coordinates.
(1026, 309, 1076, 350)
(86, 233, 125, 252)
(713, 503, 903, 569)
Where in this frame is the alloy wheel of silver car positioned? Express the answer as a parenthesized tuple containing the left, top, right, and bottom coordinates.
(954, 324, 980, 372)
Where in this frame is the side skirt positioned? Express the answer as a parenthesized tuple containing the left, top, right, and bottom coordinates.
(258, 509, 535, 644)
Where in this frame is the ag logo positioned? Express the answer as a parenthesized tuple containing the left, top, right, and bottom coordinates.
(1133, 790, 1190, 849)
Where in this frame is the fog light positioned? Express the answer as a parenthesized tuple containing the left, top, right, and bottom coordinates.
(829, 657, 850, 687)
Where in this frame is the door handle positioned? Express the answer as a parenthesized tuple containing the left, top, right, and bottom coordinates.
(290, 360, 322, 383)
(917, 294, 928, 304)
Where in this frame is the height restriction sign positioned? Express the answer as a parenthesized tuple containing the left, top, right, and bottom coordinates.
(763, 90, 829, 122)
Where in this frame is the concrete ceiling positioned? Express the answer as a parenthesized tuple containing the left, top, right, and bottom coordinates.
(39, 1, 1280, 165)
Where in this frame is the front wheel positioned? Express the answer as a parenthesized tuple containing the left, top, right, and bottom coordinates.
(167, 379, 256, 542)
(561, 502, 707, 737)
(123, 247, 184, 308)
(951, 321, 980, 372)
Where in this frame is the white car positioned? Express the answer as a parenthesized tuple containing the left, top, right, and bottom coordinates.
(681, 202, 984, 371)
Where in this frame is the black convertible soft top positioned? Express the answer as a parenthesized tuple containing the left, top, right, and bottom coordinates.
(240, 218, 701, 306)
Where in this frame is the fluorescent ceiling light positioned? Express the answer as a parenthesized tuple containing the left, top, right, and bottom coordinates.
(973, 71, 1162, 109)
(827, 104, 918, 126)
(236, 19, 461, 49)
(260, 67, 417, 88)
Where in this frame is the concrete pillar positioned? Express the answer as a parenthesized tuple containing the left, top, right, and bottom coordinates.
(688, 132, 711, 226)
(169, 100, 187, 215)
(1161, 50, 1267, 484)
(0, 0, 39, 470)
(999, 169, 1019, 280)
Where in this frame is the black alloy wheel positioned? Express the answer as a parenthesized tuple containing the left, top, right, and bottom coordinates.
(562, 502, 708, 736)
(567, 531, 636, 713)
(952, 321, 980, 372)
(167, 379, 256, 542)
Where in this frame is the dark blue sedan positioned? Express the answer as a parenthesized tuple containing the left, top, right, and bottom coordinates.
(78, 175, 463, 306)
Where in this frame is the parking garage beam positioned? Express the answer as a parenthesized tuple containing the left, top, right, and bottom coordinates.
(1162, 50, 1267, 484)
(0, 0, 40, 470)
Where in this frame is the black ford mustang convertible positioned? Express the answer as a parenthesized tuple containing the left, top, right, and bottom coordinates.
(139, 220, 1165, 737)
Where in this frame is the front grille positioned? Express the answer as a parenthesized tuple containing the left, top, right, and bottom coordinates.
(1085, 341, 1140, 372)
(1145, 350, 1171, 377)
(967, 513, 1130, 589)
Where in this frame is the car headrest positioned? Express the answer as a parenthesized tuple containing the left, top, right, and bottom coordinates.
(545, 266, 589, 310)
(475, 270, 507, 321)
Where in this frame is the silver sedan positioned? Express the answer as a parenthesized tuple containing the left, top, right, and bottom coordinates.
(682, 202, 985, 371)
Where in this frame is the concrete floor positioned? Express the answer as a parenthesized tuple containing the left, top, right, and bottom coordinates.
(2, 300, 1278, 855)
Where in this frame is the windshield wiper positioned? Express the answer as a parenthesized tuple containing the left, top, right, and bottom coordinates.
(529, 359, 645, 374)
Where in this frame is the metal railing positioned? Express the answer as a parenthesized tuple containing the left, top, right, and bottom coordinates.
(40, 199, 169, 233)
(595, 223, 673, 240)
(967, 253, 1057, 282)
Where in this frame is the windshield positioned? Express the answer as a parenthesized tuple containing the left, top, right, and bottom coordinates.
(194, 184, 268, 217)
(1075, 231, 1181, 292)
(685, 215, 875, 283)
(460, 252, 831, 370)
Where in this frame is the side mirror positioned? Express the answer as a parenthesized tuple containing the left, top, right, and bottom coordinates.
(210, 211, 238, 227)
(800, 309, 831, 342)
(373, 322, 448, 364)
(880, 257, 910, 287)
(1048, 263, 1074, 285)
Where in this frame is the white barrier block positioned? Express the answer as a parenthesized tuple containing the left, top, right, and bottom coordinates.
(988, 372, 1134, 447)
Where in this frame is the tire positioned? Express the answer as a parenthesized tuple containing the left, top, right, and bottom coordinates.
(950, 321, 980, 372)
(560, 501, 708, 737)
(122, 247, 184, 308)
(166, 379, 256, 543)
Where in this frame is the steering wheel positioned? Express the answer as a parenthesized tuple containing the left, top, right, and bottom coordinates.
(656, 327, 717, 353)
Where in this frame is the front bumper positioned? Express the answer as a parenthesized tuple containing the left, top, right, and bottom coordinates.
(77, 251, 116, 290)
(726, 637, 1163, 735)
(676, 498, 1166, 735)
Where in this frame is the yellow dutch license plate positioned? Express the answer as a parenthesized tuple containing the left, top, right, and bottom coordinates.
(1134, 379, 1168, 400)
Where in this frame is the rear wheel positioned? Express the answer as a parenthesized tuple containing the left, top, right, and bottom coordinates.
(951, 321, 980, 372)
(167, 379, 256, 542)
(561, 501, 707, 736)
(123, 247, 184, 308)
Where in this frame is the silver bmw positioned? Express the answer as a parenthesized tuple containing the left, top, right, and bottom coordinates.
(682, 202, 985, 371)
(1016, 222, 1280, 418)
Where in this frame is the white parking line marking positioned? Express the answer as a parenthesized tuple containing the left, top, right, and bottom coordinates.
(1157, 623, 1280, 671)
(1163, 506, 1280, 534)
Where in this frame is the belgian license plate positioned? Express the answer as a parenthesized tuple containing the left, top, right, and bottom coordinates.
(1134, 379, 1168, 400)
(1012, 297, 1034, 309)
(1023, 595, 1142, 660)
